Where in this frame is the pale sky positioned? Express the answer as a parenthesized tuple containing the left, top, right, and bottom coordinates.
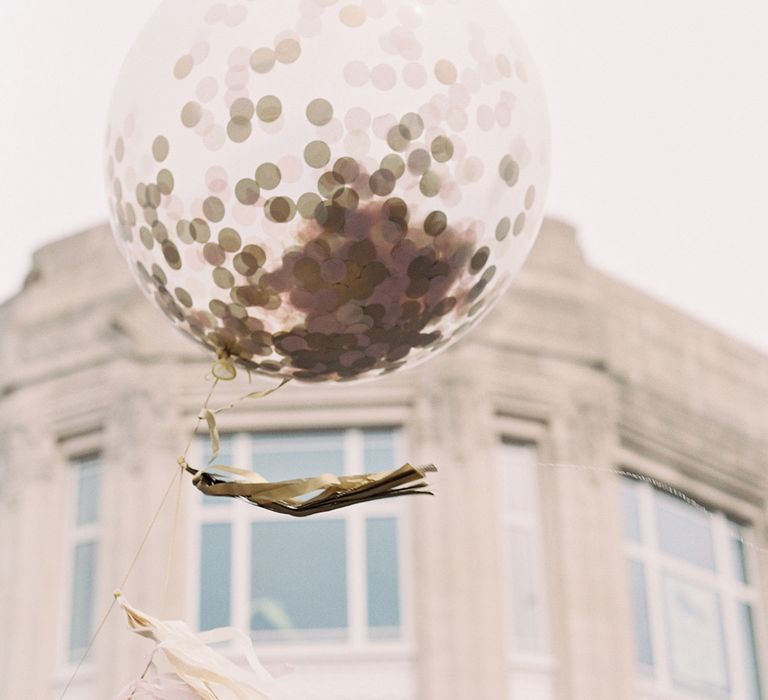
(1, 1, 766, 351)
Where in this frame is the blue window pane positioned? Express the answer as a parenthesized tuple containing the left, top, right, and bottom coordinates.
(627, 559, 654, 670)
(621, 477, 642, 543)
(363, 429, 396, 472)
(505, 528, 546, 653)
(739, 603, 763, 700)
(251, 520, 347, 639)
(199, 523, 231, 631)
(729, 522, 749, 584)
(69, 541, 97, 660)
(75, 457, 101, 526)
(499, 442, 538, 515)
(655, 490, 715, 570)
(366, 517, 401, 638)
(663, 575, 729, 695)
(251, 431, 344, 482)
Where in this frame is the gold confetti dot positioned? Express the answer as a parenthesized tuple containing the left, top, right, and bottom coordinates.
(297, 192, 322, 219)
(151, 221, 168, 243)
(157, 169, 174, 195)
(218, 228, 242, 252)
(256, 95, 282, 123)
(140, 227, 154, 250)
(146, 184, 161, 208)
(434, 297, 457, 316)
(499, 155, 520, 187)
(380, 154, 405, 178)
(175, 288, 193, 308)
(495, 216, 511, 241)
(525, 185, 536, 209)
(151, 264, 167, 285)
(470, 246, 490, 273)
(306, 98, 334, 126)
(230, 97, 255, 120)
(209, 299, 229, 317)
(513, 212, 526, 236)
(304, 140, 331, 168)
(434, 59, 457, 85)
(430, 135, 454, 162)
(204, 243, 226, 266)
(332, 157, 360, 183)
(255, 163, 281, 189)
(203, 196, 225, 222)
(398, 112, 423, 140)
(369, 169, 396, 196)
(496, 54, 512, 78)
(419, 171, 440, 197)
(181, 101, 203, 127)
(162, 240, 182, 270)
(235, 178, 260, 205)
(515, 59, 528, 82)
(227, 117, 252, 143)
(265, 196, 296, 222)
(213, 266, 235, 289)
(275, 38, 301, 64)
(407, 149, 431, 174)
(250, 47, 276, 73)
(234, 244, 266, 274)
(152, 136, 169, 162)
(318, 171, 345, 198)
(177, 220, 193, 244)
(340, 4, 366, 27)
(332, 187, 359, 210)
(190, 218, 211, 243)
(115, 138, 124, 162)
(424, 211, 447, 237)
(386, 125, 409, 152)
(174, 54, 194, 79)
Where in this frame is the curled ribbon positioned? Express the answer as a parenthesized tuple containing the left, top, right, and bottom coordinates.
(184, 356, 437, 515)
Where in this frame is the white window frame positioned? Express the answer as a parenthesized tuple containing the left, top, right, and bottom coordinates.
(54, 452, 103, 694)
(624, 474, 764, 700)
(496, 414, 558, 699)
(188, 427, 416, 662)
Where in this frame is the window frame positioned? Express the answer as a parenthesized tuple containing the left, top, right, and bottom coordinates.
(496, 439, 551, 657)
(188, 427, 416, 661)
(622, 470, 765, 700)
(57, 451, 104, 685)
(496, 414, 558, 690)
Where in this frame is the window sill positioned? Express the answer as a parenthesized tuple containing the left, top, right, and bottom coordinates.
(51, 664, 96, 694)
(636, 679, 732, 700)
(252, 643, 416, 664)
(507, 652, 557, 673)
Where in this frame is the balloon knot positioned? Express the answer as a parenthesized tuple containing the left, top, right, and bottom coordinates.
(211, 356, 237, 381)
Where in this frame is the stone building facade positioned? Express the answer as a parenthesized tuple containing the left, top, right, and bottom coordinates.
(0, 219, 766, 700)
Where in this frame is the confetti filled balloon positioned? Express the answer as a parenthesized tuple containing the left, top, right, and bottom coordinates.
(105, 0, 550, 382)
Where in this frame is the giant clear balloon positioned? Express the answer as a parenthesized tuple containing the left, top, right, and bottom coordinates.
(105, 0, 550, 382)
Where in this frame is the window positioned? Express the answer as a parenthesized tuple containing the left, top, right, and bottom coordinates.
(621, 476, 764, 700)
(497, 441, 548, 655)
(194, 428, 408, 647)
(67, 455, 102, 663)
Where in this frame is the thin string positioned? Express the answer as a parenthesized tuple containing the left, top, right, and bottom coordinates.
(163, 460, 185, 610)
(539, 461, 768, 558)
(122, 375, 228, 700)
(58, 464, 183, 700)
(61, 367, 229, 699)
